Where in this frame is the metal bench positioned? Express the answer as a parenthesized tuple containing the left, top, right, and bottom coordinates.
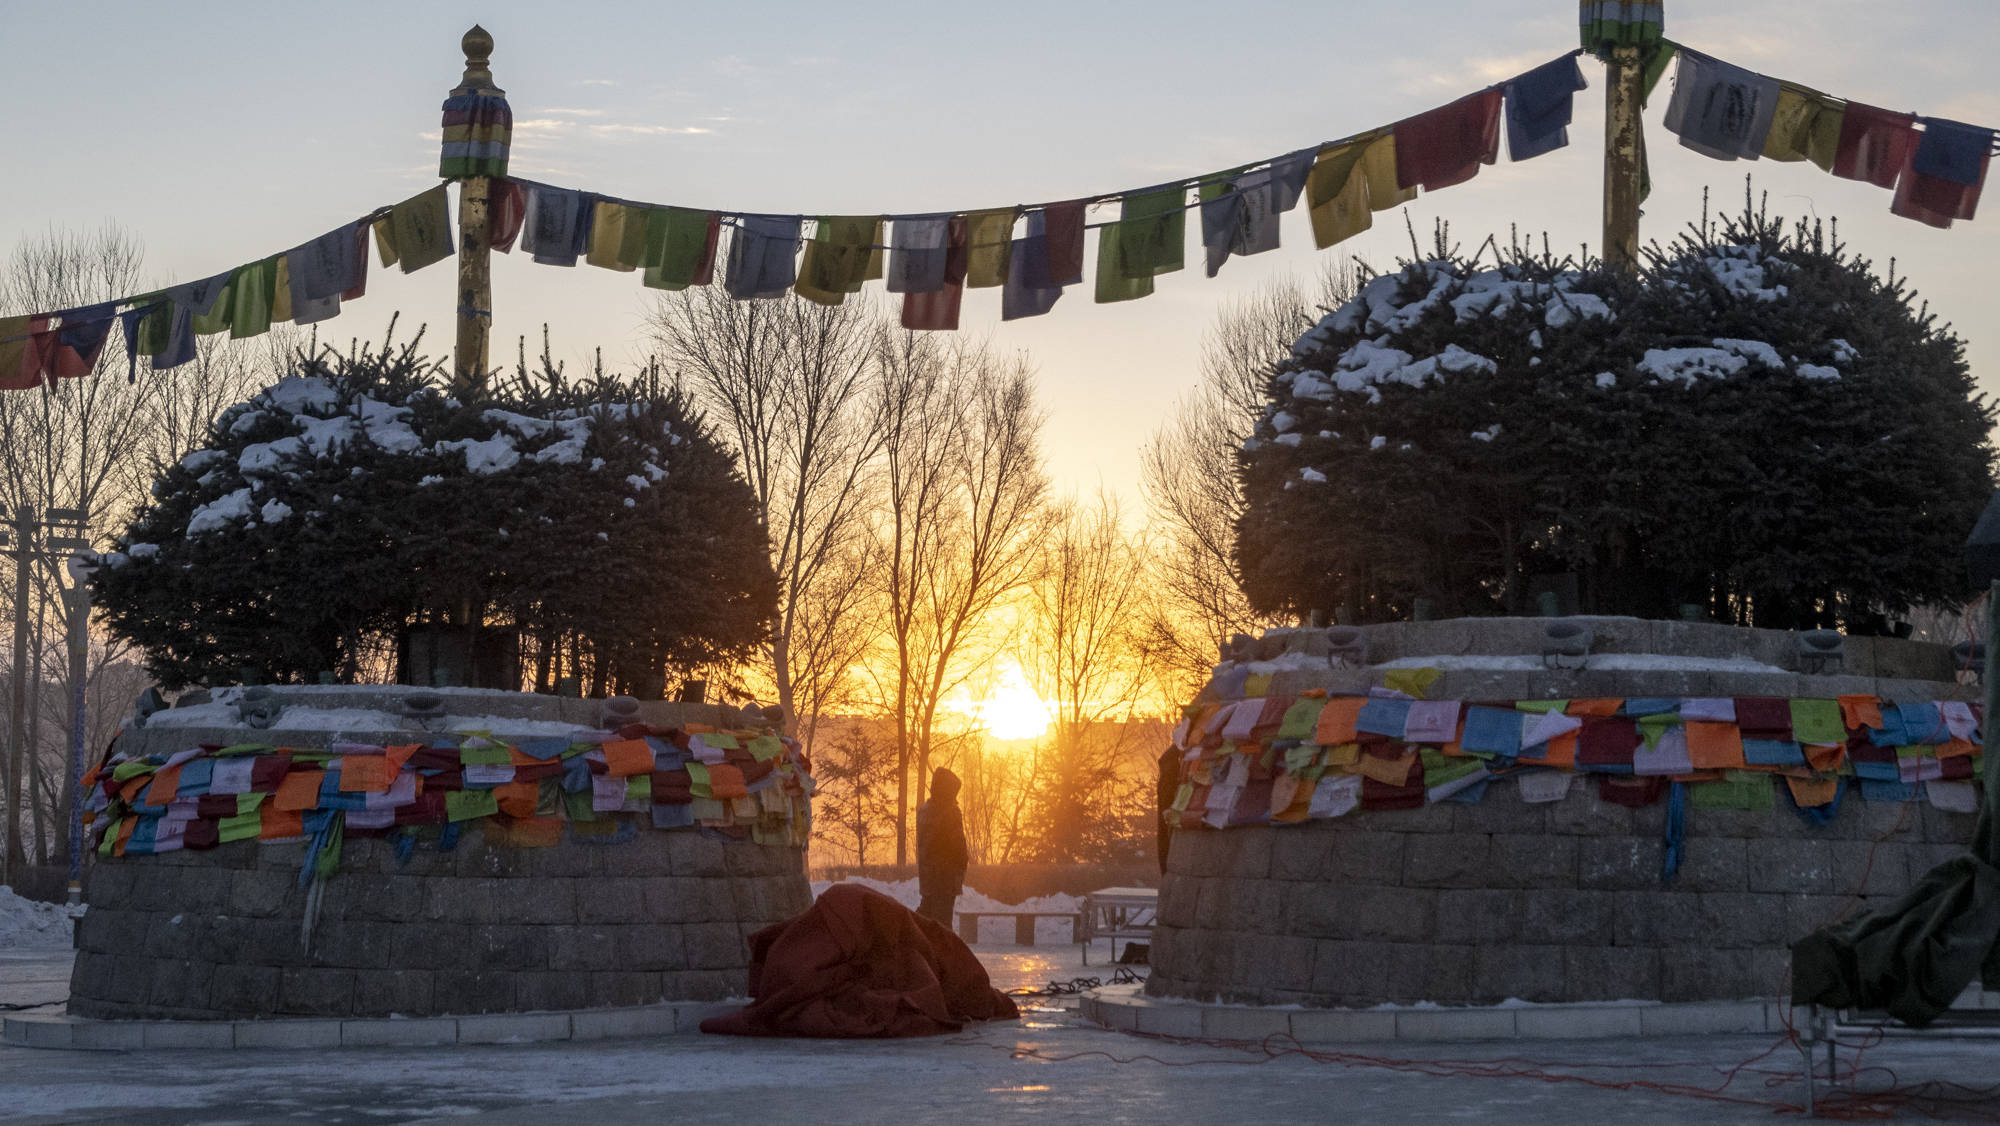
(955, 911, 1083, 947)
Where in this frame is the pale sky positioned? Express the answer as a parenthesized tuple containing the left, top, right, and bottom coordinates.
(4, 1, 1996, 510)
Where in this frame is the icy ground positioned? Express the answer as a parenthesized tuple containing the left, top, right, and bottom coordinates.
(3, 948, 1995, 1123)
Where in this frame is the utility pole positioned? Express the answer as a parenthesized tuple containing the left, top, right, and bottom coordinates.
(63, 554, 91, 907)
(0, 506, 87, 886)
(3, 510, 28, 884)
(445, 25, 508, 399)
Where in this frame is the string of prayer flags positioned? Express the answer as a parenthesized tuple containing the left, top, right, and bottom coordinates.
(1579, 0, 1665, 55)
(1506, 55, 1589, 161)
(440, 89, 513, 180)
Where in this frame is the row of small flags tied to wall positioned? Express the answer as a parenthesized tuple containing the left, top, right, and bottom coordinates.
(0, 38, 1993, 393)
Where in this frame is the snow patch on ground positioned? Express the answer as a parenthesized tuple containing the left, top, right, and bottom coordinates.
(0, 886, 81, 949)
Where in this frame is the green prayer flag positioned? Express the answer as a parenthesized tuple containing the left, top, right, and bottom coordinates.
(625, 775, 651, 804)
(747, 735, 784, 762)
(563, 787, 596, 822)
(191, 276, 234, 336)
(228, 258, 277, 340)
(1094, 225, 1153, 303)
(97, 816, 120, 857)
(1283, 743, 1321, 773)
(686, 761, 713, 799)
(447, 788, 500, 822)
(218, 811, 262, 842)
(133, 293, 172, 356)
(111, 761, 154, 782)
(701, 733, 740, 750)
(1517, 700, 1570, 714)
(1419, 747, 1482, 787)
(1636, 712, 1679, 750)
(313, 815, 344, 880)
(1114, 185, 1187, 280)
(690, 797, 726, 821)
(641, 208, 715, 290)
(459, 742, 513, 766)
(1276, 698, 1327, 741)
(235, 793, 266, 815)
(1791, 699, 1846, 746)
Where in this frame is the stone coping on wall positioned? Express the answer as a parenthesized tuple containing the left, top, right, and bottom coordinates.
(1081, 983, 1795, 1041)
(1224, 618, 1966, 704)
(2, 999, 740, 1051)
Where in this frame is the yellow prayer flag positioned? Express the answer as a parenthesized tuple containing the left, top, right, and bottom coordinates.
(963, 208, 1016, 288)
(1762, 85, 1843, 173)
(1306, 131, 1409, 250)
(373, 218, 400, 268)
(272, 256, 294, 324)
(586, 201, 642, 271)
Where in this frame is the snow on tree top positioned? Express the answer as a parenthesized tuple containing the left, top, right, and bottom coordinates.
(1298, 260, 1614, 357)
(258, 376, 343, 415)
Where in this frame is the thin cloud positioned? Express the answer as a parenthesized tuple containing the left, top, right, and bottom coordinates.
(578, 78, 617, 87)
(540, 107, 607, 118)
(589, 123, 714, 136)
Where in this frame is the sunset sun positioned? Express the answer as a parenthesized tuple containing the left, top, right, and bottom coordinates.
(972, 662, 1053, 742)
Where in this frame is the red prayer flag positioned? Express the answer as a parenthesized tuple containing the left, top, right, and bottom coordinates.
(901, 216, 968, 331)
(1394, 89, 1504, 191)
(1893, 145, 1988, 227)
(1832, 103, 1917, 188)
(1042, 199, 1087, 286)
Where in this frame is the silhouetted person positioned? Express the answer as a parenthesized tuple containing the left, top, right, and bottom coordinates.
(1157, 745, 1181, 874)
(916, 767, 968, 929)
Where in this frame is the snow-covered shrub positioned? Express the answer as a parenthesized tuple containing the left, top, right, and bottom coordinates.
(1238, 204, 1995, 628)
(95, 336, 776, 689)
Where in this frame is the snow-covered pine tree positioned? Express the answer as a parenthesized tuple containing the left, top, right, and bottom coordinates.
(1237, 196, 1995, 628)
(93, 333, 776, 690)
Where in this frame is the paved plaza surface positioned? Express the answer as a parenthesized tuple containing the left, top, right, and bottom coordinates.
(4, 946, 1998, 1124)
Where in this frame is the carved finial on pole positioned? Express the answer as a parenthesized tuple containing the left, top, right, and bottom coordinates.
(460, 25, 496, 91)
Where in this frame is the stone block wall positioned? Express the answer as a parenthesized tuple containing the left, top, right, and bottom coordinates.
(69, 827, 809, 1020)
(1146, 782, 1975, 1007)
